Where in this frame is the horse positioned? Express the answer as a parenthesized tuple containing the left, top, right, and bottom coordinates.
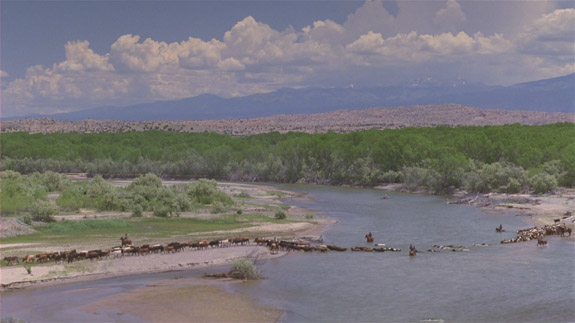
(495, 227, 506, 233)
(269, 243, 279, 254)
(409, 249, 417, 256)
(365, 233, 374, 243)
(120, 236, 132, 246)
(536, 236, 547, 246)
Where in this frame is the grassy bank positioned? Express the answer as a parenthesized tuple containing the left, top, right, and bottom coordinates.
(0, 213, 294, 246)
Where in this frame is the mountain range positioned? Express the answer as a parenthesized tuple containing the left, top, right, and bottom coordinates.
(7, 73, 574, 121)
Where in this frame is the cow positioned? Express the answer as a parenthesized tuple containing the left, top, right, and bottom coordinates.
(87, 250, 101, 260)
(139, 247, 150, 255)
(150, 244, 164, 253)
(23, 255, 36, 263)
(232, 237, 249, 245)
(35, 253, 51, 263)
(3, 256, 19, 265)
(327, 245, 347, 252)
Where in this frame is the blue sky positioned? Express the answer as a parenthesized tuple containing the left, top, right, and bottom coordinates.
(1, 1, 574, 117)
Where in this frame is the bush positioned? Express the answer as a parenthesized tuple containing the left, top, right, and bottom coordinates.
(236, 209, 243, 215)
(132, 204, 143, 217)
(211, 201, 226, 214)
(275, 210, 287, 219)
(153, 205, 170, 217)
(230, 258, 262, 280)
(30, 200, 58, 222)
(381, 170, 403, 184)
(530, 173, 558, 194)
(21, 215, 32, 225)
(187, 179, 235, 206)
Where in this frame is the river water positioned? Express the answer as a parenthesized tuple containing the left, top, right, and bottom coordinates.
(2, 185, 574, 322)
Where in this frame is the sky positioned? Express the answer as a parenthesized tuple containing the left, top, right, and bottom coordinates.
(1, 0, 574, 117)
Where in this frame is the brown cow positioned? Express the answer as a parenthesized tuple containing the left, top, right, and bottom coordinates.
(327, 245, 347, 252)
(3, 256, 19, 265)
(35, 253, 51, 263)
(23, 255, 35, 263)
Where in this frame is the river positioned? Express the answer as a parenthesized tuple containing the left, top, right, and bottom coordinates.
(2, 185, 574, 322)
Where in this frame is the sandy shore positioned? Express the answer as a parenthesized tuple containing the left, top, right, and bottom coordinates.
(0, 216, 334, 291)
(82, 277, 283, 322)
(0, 245, 282, 289)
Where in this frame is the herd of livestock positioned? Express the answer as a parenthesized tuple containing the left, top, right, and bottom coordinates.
(2, 236, 251, 266)
(2, 221, 573, 266)
(500, 222, 572, 244)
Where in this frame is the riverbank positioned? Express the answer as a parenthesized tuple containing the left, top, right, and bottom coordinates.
(0, 182, 334, 291)
(377, 184, 575, 241)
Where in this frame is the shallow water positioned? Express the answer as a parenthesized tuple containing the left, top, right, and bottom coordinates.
(231, 185, 575, 323)
(1, 185, 574, 322)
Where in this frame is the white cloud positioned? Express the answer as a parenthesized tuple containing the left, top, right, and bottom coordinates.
(434, 0, 467, 32)
(517, 9, 575, 57)
(57, 41, 114, 72)
(2, 1, 573, 116)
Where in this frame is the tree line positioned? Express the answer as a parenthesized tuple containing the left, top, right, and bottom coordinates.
(2, 123, 574, 194)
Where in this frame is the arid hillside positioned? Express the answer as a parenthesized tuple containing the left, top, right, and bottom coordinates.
(2, 104, 573, 135)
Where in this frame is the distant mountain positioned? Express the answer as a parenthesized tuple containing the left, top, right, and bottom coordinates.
(6, 74, 574, 121)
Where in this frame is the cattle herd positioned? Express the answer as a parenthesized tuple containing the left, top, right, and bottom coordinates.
(2, 236, 251, 266)
(500, 222, 572, 244)
(2, 221, 572, 266)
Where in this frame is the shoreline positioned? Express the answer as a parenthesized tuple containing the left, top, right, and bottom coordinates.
(2, 182, 572, 293)
(0, 181, 335, 293)
(1, 182, 573, 322)
(376, 184, 575, 241)
(0, 218, 335, 292)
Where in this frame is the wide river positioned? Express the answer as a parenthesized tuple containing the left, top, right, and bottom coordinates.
(2, 185, 574, 322)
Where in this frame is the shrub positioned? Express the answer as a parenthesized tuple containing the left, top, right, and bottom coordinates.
(30, 200, 58, 222)
(236, 209, 243, 215)
(187, 179, 235, 206)
(381, 170, 403, 184)
(153, 205, 170, 217)
(132, 204, 143, 217)
(229, 258, 262, 280)
(21, 215, 32, 225)
(305, 214, 314, 219)
(211, 201, 226, 214)
(530, 173, 558, 194)
(275, 210, 287, 219)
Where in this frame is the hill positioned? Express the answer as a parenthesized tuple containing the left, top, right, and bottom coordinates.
(4, 74, 573, 122)
(2, 104, 573, 136)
